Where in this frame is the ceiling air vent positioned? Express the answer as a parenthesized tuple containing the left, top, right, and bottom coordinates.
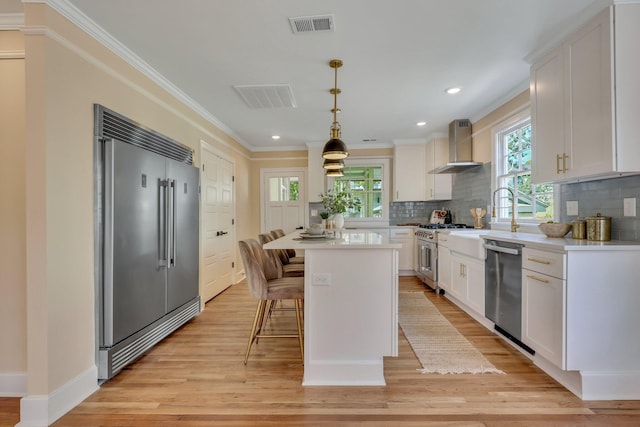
(233, 84, 297, 109)
(288, 14, 335, 34)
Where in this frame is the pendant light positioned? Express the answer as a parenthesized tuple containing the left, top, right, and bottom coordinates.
(325, 168, 344, 177)
(322, 59, 349, 160)
(323, 158, 344, 170)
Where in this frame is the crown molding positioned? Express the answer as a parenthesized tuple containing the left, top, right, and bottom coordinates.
(0, 13, 24, 30)
(26, 0, 255, 152)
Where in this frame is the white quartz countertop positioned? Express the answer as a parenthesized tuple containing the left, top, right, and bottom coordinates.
(480, 230, 640, 251)
(264, 229, 402, 250)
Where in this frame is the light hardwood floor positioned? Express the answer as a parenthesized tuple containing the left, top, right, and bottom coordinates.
(2, 276, 640, 426)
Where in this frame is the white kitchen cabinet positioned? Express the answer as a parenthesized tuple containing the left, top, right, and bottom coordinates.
(425, 137, 452, 201)
(436, 244, 451, 293)
(464, 257, 484, 316)
(522, 248, 566, 369)
(437, 233, 484, 316)
(393, 139, 452, 201)
(530, 4, 640, 183)
(390, 228, 415, 274)
(393, 142, 426, 201)
(449, 253, 484, 316)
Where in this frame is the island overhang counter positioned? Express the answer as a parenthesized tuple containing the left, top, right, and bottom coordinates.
(264, 229, 401, 386)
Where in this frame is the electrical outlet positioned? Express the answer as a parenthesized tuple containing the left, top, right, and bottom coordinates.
(312, 273, 331, 286)
(311, 209, 318, 217)
(566, 201, 579, 216)
(624, 198, 636, 217)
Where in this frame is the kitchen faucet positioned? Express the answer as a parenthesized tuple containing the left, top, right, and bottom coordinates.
(492, 187, 520, 232)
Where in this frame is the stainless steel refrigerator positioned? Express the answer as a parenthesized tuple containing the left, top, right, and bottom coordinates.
(96, 107, 200, 380)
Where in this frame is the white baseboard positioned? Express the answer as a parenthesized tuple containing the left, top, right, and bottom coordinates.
(0, 372, 27, 397)
(16, 365, 98, 427)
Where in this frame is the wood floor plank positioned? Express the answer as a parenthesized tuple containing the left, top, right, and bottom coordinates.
(2, 276, 639, 426)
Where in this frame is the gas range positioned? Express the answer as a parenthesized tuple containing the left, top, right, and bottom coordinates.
(418, 223, 472, 229)
(415, 223, 472, 239)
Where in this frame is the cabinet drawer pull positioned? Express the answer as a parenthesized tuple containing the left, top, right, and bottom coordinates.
(527, 274, 550, 284)
(563, 153, 569, 172)
(527, 257, 551, 265)
(556, 154, 562, 174)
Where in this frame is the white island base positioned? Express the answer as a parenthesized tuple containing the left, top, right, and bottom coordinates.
(264, 230, 400, 386)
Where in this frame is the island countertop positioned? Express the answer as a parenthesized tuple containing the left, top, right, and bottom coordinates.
(263, 229, 402, 250)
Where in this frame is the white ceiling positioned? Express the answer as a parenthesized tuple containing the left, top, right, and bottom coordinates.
(62, 0, 607, 151)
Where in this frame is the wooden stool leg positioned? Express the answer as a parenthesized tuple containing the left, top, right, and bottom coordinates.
(244, 300, 267, 364)
(295, 299, 304, 360)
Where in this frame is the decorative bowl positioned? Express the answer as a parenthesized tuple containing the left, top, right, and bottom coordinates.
(306, 225, 325, 235)
(538, 222, 571, 238)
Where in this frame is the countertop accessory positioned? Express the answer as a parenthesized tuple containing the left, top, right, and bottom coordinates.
(306, 224, 325, 235)
(571, 218, 586, 239)
(539, 222, 571, 238)
(470, 207, 486, 229)
(586, 213, 611, 241)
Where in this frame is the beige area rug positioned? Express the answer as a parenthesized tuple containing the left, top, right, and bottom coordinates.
(399, 292, 504, 375)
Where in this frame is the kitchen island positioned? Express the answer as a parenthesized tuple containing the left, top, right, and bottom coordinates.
(264, 229, 401, 386)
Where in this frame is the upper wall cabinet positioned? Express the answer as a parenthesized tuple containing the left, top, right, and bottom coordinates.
(425, 137, 452, 201)
(393, 139, 452, 202)
(393, 142, 427, 201)
(530, 4, 640, 184)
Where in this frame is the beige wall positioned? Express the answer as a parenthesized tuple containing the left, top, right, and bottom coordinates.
(22, 3, 253, 394)
(0, 30, 26, 375)
(472, 89, 530, 163)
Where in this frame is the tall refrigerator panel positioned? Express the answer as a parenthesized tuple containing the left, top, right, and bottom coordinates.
(166, 159, 199, 311)
(99, 138, 200, 379)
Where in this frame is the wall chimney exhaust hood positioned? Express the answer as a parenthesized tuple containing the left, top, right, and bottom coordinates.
(430, 119, 482, 174)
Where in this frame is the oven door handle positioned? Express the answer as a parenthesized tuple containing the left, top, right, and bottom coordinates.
(483, 243, 520, 256)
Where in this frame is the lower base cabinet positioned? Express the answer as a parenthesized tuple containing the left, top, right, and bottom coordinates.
(522, 270, 565, 368)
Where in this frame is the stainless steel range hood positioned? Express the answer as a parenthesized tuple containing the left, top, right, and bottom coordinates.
(430, 119, 482, 174)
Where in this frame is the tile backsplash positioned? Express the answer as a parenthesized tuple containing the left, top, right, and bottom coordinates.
(390, 163, 492, 227)
(311, 163, 640, 241)
(560, 174, 640, 241)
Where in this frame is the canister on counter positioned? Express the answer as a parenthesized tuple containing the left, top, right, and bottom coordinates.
(585, 213, 611, 241)
(571, 218, 586, 239)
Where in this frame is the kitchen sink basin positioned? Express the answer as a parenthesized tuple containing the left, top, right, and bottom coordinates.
(439, 231, 488, 259)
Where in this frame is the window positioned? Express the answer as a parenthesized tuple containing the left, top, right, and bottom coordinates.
(494, 113, 554, 223)
(327, 158, 390, 223)
(268, 176, 299, 201)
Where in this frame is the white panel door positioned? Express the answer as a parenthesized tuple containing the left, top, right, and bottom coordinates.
(201, 145, 235, 303)
(262, 169, 306, 234)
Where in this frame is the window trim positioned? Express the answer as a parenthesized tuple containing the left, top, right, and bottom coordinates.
(491, 109, 558, 230)
(326, 157, 391, 227)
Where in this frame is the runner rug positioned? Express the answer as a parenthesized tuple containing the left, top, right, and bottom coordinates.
(398, 292, 504, 375)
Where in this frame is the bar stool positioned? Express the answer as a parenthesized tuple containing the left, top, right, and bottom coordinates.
(259, 233, 304, 277)
(238, 239, 304, 364)
(271, 229, 305, 264)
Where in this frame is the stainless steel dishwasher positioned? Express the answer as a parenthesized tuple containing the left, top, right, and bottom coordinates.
(483, 239, 534, 354)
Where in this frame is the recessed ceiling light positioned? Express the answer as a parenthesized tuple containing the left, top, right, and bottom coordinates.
(272, 135, 280, 140)
(445, 87, 461, 94)
(416, 121, 426, 126)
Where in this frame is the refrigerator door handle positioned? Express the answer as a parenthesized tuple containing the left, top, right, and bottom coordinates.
(170, 179, 177, 268)
(159, 179, 168, 267)
(165, 179, 174, 269)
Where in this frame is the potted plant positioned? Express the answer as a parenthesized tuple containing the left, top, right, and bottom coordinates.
(319, 190, 361, 228)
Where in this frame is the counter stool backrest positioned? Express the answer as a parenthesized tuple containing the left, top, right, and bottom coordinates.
(239, 239, 281, 300)
(271, 229, 296, 258)
(259, 233, 290, 266)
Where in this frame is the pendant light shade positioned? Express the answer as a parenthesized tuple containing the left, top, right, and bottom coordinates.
(322, 59, 349, 160)
(325, 168, 344, 177)
(323, 158, 344, 170)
